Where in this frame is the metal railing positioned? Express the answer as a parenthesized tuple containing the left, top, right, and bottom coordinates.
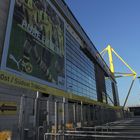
(44, 117, 140, 140)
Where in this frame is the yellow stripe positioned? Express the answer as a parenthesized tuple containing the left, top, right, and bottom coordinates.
(0, 111, 16, 115)
(0, 102, 16, 106)
(0, 70, 122, 110)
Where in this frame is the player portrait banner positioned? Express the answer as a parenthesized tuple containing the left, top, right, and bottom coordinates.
(2, 0, 65, 89)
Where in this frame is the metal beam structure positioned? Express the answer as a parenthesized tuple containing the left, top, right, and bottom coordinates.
(100, 45, 137, 108)
(100, 45, 137, 77)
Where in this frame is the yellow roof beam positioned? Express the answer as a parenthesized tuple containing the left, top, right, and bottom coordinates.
(100, 44, 137, 108)
(100, 45, 137, 78)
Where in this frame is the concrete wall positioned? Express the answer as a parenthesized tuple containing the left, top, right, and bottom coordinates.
(0, 83, 36, 140)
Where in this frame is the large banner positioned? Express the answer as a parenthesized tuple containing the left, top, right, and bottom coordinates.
(2, 0, 65, 89)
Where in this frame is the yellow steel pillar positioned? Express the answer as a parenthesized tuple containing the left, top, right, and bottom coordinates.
(107, 45, 115, 73)
(100, 44, 137, 109)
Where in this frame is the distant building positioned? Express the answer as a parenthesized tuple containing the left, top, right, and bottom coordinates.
(129, 106, 140, 116)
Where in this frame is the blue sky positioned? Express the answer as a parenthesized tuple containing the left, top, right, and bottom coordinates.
(65, 0, 140, 106)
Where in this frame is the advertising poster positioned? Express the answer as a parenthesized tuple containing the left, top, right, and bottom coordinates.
(3, 0, 65, 88)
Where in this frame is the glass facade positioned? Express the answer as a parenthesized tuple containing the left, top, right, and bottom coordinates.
(66, 31, 97, 100)
(105, 77, 114, 105)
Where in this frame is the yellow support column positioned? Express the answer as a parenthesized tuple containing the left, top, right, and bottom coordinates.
(100, 44, 137, 108)
(107, 45, 115, 73)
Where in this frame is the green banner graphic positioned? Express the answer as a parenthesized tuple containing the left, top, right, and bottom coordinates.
(6, 0, 65, 88)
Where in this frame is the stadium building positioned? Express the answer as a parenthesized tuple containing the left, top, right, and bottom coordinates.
(0, 0, 123, 139)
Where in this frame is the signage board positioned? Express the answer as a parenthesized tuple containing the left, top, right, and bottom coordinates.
(0, 101, 17, 115)
(2, 0, 65, 90)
